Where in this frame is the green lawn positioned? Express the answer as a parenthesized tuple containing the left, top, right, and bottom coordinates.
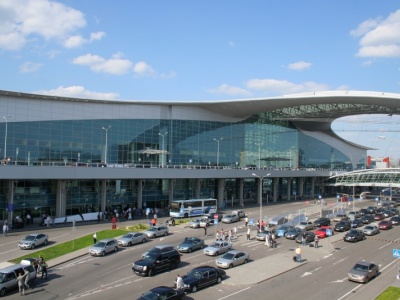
(10, 219, 190, 264)
(375, 286, 400, 300)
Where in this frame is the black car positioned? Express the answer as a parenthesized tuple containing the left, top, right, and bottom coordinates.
(207, 212, 223, 223)
(295, 231, 315, 244)
(177, 266, 226, 293)
(132, 248, 181, 276)
(344, 229, 366, 243)
(366, 206, 377, 214)
(390, 216, 400, 225)
(334, 220, 351, 232)
(351, 219, 364, 228)
(361, 214, 374, 224)
(138, 286, 185, 300)
(313, 217, 331, 228)
(359, 208, 368, 216)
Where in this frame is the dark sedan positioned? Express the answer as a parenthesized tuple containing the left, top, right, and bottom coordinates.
(378, 220, 393, 230)
(334, 220, 351, 232)
(361, 215, 374, 224)
(295, 231, 315, 244)
(350, 219, 364, 228)
(177, 266, 226, 293)
(285, 227, 304, 240)
(390, 216, 400, 225)
(138, 286, 185, 300)
(374, 213, 385, 221)
(344, 230, 365, 243)
(313, 217, 331, 228)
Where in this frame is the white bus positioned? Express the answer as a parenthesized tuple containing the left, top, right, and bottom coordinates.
(169, 198, 217, 218)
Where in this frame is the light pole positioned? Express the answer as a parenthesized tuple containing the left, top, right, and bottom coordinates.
(252, 173, 271, 228)
(102, 126, 111, 164)
(158, 132, 168, 166)
(3, 115, 11, 159)
(213, 138, 223, 167)
(255, 142, 262, 169)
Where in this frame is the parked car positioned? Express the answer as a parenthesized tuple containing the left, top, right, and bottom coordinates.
(177, 237, 205, 253)
(0, 264, 36, 297)
(390, 208, 400, 215)
(215, 250, 250, 269)
(382, 210, 393, 218)
(359, 208, 368, 216)
(295, 231, 315, 244)
(361, 214, 374, 224)
(350, 219, 364, 228)
(221, 214, 240, 223)
(366, 206, 377, 214)
(276, 225, 294, 237)
(363, 225, 380, 236)
(390, 216, 400, 225)
(334, 220, 351, 232)
(133, 247, 181, 277)
(89, 238, 118, 256)
(256, 229, 276, 241)
(374, 213, 385, 221)
(232, 210, 245, 218)
(18, 233, 49, 250)
(138, 286, 185, 300)
(378, 220, 393, 230)
(117, 232, 147, 247)
(333, 214, 349, 222)
(189, 219, 203, 228)
(348, 211, 361, 219)
(348, 261, 379, 283)
(203, 241, 232, 256)
(207, 212, 223, 223)
(313, 218, 331, 228)
(295, 221, 313, 231)
(344, 230, 366, 243)
(143, 225, 169, 238)
(285, 227, 304, 240)
(176, 266, 226, 293)
(315, 226, 334, 238)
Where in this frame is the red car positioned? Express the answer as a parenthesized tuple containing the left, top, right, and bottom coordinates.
(378, 220, 392, 230)
(374, 213, 385, 221)
(315, 226, 334, 238)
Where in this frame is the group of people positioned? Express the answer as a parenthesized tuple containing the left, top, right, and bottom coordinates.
(18, 255, 48, 296)
(215, 228, 236, 242)
(264, 231, 277, 248)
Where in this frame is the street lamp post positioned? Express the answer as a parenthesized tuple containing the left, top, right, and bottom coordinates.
(252, 173, 271, 228)
(102, 126, 111, 164)
(213, 138, 223, 167)
(255, 143, 263, 169)
(3, 115, 11, 159)
(158, 132, 168, 166)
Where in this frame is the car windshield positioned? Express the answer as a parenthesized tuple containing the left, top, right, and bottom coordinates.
(142, 253, 157, 261)
(224, 215, 233, 218)
(187, 270, 203, 279)
(365, 226, 373, 230)
(148, 227, 157, 232)
(318, 228, 327, 232)
(349, 230, 358, 234)
(23, 235, 36, 241)
(221, 253, 235, 260)
(141, 290, 161, 300)
(210, 242, 221, 248)
(299, 222, 307, 225)
(93, 242, 106, 247)
(353, 264, 368, 272)
(0, 273, 6, 283)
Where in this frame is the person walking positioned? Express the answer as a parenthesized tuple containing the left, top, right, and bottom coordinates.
(216, 231, 220, 241)
(40, 260, 48, 279)
(233, 226, 237, 239)
(24, 269, 31, 290)
(17, 271, 28, 296)
(301, 232, 307, 246)
(203, 226, 207, 237)
(246, 226, 251, 240)
(220, 229, 225, 241)
(93, 232, 97, 244)
(295, 246, 302, 263)
(227, 230, 232, 243)
(3, 223, 8, 236)
(176, 274, 184, 290)
(314, 235, 319, 248)
(271, 232, 277, 248)
(244, 217, 248, 227)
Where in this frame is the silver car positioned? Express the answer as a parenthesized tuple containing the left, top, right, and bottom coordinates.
(348, 261, 379, 283)
(203, 241, 232, 256)
(215, 250, 250, 269)
(18, 233, 49, 250)
(117, 232, 147, 247)
(142, 225, 169, 238)
(189, 219, 202, 228)
(89, 238, 118, 256)
(221, 214, 240, 223)
(363, 225, 380, 236)
(295, 221, 313, 231)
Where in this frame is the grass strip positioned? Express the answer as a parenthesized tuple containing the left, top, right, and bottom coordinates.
(375, 286, 400, 300)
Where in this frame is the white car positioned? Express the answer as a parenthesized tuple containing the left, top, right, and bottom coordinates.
(221, 214, 240, 223)
(189, 219, 202, 228)
(203, 241, 232, 256)
(18, 233, 49, 250)
(215, 250, 250, 269)
(142, 225, 169, 238)
(117, 232, 147, 247)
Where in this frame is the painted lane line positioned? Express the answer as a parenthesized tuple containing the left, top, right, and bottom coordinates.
(217, 286, 251, 300)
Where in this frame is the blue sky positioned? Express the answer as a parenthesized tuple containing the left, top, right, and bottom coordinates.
(1, 1, 400, 160)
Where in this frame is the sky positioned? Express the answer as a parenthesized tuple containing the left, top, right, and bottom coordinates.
(0, 0, 400, 160)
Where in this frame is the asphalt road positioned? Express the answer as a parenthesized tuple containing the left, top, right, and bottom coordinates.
(2, 199, 399, 300)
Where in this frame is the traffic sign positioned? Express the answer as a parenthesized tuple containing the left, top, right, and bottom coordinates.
(277, 229, 285, 237)
(214, 219, 218, 225)
(326, 229, 333, 236)
(393, 249, 400, 258)
(214, 214, 219, 220)
(249, 219, 254, 226)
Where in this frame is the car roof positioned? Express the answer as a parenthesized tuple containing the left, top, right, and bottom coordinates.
(149, 286, 175, 293)
(98, 238, 116, 242)
(152, 244, 174, 249)
(225, 250, 244, 255)
(0, 264, 26, 273)
(354, 261, 374, 267)
(191, 265, 216, 271)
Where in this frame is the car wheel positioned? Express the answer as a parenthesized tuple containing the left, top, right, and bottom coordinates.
(229, 264, 233, 269)
(0, 287, 6, 297)
(217, 276, 222, 284)
(200, 244, 204, 249)
(31, 244, 35, 249)
(191, 285, 198, 293)
(215, 251, 219, 256)
(44, 239, 48, 245)
(164, 232, 168, 236)
(142, 238, 146, 243)
(365, 276, 369, 283)
(101, 251, 106, 256)
(128, 242, 132, 247)
(244, 259, 248, 264)
(152, 234, 156, 239)
(148, 269, 153, 277)
(188, 248, 192, 253)
(114, 247, 118, 252)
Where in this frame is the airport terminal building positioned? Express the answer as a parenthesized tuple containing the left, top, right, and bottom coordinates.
(0, 90, 399, 221)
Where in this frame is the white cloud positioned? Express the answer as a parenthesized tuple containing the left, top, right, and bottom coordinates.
(208, 84, 252, 96)
(72, 53, 133, 75)
(0, 0, 86, 50)
(352, 9, 400, 57)
(34, 85, 119, 100)
(63, 31, 105, 48)
(133, 61, 155, 76)
(245, 78, 329, 95)
(287, 61, 312, 71)
(19, 61, 42, 73)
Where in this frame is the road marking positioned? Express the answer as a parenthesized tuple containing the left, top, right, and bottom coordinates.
(330, 277, 347, 283)
(333, 257, 348, 266)
(217, 286, 251, 300)
(301, 271, 312, 277)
